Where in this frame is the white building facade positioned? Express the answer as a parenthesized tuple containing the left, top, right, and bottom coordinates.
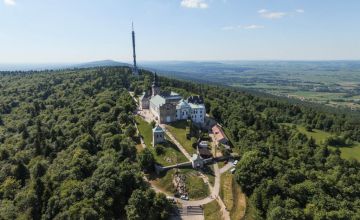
(176, 99, 205, 124)
(189, 103, 205, 124)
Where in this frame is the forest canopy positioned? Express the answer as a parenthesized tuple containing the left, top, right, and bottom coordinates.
(0, 68, 172, 219)
(0, 67, 359, 219)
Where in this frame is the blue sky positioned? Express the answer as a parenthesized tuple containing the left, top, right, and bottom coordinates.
(0, 0, 359, 63)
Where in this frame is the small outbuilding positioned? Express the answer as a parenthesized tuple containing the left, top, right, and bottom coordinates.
(212, 125, 229, 145)
(191, 154, 204, 169)
(153, 125, 165, 147)
(198, 141, 208, 148)
(197, 147, 212, 159)
(140, 92, 151, 109)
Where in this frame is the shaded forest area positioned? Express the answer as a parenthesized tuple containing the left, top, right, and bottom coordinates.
(0, 68, 172, 220)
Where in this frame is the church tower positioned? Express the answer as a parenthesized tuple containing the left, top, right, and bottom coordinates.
(152, 73, 160, 97)
(132, 22, 139, 75)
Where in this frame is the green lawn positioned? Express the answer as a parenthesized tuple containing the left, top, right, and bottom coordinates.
(331, 145, 360, 161)
(135, 116, 153, 147)
(184, 169, 210, 200)
(281, 123, 360, 161)
(148, 170, 176, 194)
(166, 120, 196, 154)
(203, 200, 222, 220)
(296, 125, 331, 145)
(153, 140, 188, 166)
(135, 116, 188, 166)
(148, 168, 210, 200)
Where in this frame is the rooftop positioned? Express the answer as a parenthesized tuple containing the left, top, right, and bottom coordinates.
(153, 125, 164, 133)
(192, 154, 202, 161)
(212, 125, 227, 141)
(188, 102, 205, 109)
(187, 96, 204, 105)
(150, 95, 166, 107)
(177, 99, 191, 109)
(140, 91, 151, 100)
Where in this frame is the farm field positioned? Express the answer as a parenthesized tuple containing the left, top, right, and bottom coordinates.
(143, 61, 360, 111)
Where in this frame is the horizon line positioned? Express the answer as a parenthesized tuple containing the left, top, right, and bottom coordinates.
(1, 59, 360, 65)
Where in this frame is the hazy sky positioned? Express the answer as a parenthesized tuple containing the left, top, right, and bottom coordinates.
(0, 0, 360, 63)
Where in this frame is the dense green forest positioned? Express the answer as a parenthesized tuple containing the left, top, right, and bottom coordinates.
(1, 67, 359, 219)
(0, 68, 172, 219)
(157, 75, 360, 219)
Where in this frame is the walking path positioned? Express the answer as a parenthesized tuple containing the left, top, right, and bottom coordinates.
(160, 125, 193, 161)
(129, 91, 232, 220)
(220, 161, 235, 174)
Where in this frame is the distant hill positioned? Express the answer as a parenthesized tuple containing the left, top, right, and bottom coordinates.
(0, 60, 130, 71)
(75, 60, 130, 68)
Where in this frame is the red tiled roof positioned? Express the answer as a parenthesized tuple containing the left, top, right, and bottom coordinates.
(212, 125, 227, 142)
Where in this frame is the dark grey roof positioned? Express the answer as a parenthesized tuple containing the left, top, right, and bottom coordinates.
(140, 91, 151, 100)
(187, 96, 204, 105)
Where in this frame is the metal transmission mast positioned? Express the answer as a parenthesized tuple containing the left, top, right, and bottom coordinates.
(132, 22, 139, 75)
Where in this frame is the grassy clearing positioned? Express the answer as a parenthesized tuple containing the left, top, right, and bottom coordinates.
(148, 170, 176, 194)
(148, 168, 209, 200)
(296, 125, 331, 145)
(135, 116, 153, 147)
(153, 140, 188, 166)
(185, 169, 210, 200)
(202, 165, 215, 186)
(135, 116, 189, 166)
(166, 120, 196, 154)
(203, 200, 222, 220)
(330, 145, 360, 161)
(220, 173, 246, 220)
(281, 123, 360, 161)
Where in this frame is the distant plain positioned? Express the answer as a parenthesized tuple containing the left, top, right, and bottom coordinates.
(142, 61, 360, 111)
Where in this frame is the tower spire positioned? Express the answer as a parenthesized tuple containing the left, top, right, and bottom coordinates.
(152, 72, 160, 97)
(131, 22, 138, 75)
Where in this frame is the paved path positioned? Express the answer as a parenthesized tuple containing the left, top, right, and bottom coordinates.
(160, 125, 193, 161)
(129, 91, 231, 219)
(220, 160, 234, 174)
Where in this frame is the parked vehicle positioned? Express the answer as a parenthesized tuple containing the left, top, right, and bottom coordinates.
(180, 195, 189, 200)
(233, 160, 238, 166)
(230, 168, 236, 174)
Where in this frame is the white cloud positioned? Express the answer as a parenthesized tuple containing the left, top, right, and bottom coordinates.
(242, 25, 265, 30)
(258, 9, 267, 14)
(258, 9, 287, 19)
(181, 0, 208, 9)
(222, 25, 265, 31)
(296, 9, 305, 13)
(4, 0, 16, 6)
